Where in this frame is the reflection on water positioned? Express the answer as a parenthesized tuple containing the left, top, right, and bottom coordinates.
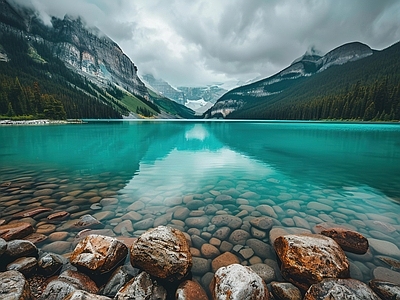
(1, 120, 400, 289)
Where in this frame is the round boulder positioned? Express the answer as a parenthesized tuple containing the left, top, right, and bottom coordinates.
(0, 270, 32, 299)
(130, 226, 192, 281)
(210, 264, 270, 299)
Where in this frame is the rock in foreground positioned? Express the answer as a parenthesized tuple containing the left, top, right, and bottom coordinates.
(304, 278, 381, 300)
(70, 234, 128, 275)
(274, 234, 349, 290)
(210, 263, 269, 300)
(130, 226, 192, 281)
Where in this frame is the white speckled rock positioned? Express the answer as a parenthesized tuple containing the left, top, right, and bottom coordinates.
(130, 226, 192, 281)
(210, 263, 270, 300)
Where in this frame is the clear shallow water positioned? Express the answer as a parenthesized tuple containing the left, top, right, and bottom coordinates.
(1, 120, 400, 285)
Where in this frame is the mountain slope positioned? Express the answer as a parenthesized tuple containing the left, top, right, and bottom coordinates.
(204, 42, 380, 119)
(0, 0, 192, 119)
(225, 41, 400, 120)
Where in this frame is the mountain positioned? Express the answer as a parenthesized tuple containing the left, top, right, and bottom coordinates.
(142, 73, 227, 115)
(204, 41, 391, 119)
(0, 0, 192, 119)
(141, 74, 185, 105)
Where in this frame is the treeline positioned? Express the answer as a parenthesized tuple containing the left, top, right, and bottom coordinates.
(249, 79, 400, 121)
(0, 77, 66, 119)
(0, 33, 122, 119)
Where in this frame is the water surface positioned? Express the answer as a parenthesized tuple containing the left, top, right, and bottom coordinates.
(1, 120, 400, 285)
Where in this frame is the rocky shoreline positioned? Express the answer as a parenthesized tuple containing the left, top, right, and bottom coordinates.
(0, 119, 83, 125)
(1, 222, 400, 299)
(1, 172, 400, 299)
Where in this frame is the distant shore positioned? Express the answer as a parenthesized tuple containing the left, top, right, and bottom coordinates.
(0, 119, 84, 125)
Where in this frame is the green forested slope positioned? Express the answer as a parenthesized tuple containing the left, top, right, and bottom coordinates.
(228, 41, 400, 120)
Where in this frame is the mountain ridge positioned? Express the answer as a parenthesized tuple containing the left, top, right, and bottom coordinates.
(206, 40, 400, 120)
(204, 40, 398, 120)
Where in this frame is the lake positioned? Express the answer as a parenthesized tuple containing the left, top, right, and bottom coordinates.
(1, 120, 400, 286)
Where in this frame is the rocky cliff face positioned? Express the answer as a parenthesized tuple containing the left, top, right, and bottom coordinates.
(0, 0, 149, 101)
(205, 42, 373, 118)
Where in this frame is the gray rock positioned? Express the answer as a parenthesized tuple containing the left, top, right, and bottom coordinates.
(0, 270, 32, 299)
(7, 257, 38, 277)
(101, 266, 134, 297)
(304, 278, 381, 300)
(173, 207, 190, 220)
(191, 235, 208, 249)
(249, 263, 276, 283)
(271, 281, 302, 300)
(185, 216, 209, 229)
(186, 200, 205, 210)
(373, 267, 400, 285)
(211, 215, 242, 229)
(133, 218, 155, 230)
(211, 264, 269, 299)
(115, 271, 167, 300)
(192, 257, 211, 275)
(64, 290, 111, 300)
(38, 252, 64, 276)
(4, 239, 38, 259)
(229, 229, 251, 245)
(213, 226, 231, 240)
(246, 239, 274, 259)
(249, 216, 274, 231)
(215, 194, 234, 204)
(369, 279, 400, 300)
(0, 238, 7, 256)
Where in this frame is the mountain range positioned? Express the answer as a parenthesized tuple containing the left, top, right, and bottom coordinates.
(204, 41, 400, 120)
(141, 74, 226, 115)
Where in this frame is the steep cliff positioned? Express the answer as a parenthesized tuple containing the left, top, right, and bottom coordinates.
(1, 0, 149, 100)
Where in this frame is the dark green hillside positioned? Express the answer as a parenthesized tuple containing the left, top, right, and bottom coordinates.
(0, 34, 123, 119)
(228, 41, 400, 120)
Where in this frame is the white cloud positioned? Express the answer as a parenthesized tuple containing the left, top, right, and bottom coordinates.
(8, 0, 400, 87)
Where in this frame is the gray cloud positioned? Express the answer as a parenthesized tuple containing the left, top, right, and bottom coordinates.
(8, 0, 400, 87)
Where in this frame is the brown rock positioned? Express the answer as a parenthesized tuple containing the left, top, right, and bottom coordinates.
(73, 214, 104, 230)
(369, 279, 400, 300)
(274, 234, 350, 291)
(320, 227, 369, 254)
(176, 280, 208, 300)
(7, 256, 38, 277)
(0, 270, 32, 299)
(130, 226, 192, 281)
(211, 252, 240, 273)
(0, 222, 34, 241)
(24, 232, 48, 244)
(201, 243, 220, 259)
(40, 270, 99, 300)
(70, 234, 128, 275)
(304, 278, 381, 300)
(12, 207, 52, 219)
(47, 211, 70, 221)
(210, 264, 269, 300)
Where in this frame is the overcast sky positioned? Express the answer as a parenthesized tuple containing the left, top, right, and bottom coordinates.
(10, 0, 400, 88)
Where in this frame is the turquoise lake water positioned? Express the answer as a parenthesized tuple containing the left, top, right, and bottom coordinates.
(1, 120, 400, 284)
